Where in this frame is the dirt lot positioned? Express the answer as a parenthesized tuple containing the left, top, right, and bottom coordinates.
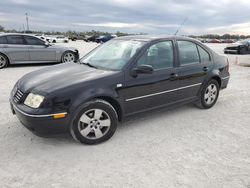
(0, 41, 250, 188)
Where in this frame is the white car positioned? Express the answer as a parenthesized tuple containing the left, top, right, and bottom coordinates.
(47, 35, 69, 43)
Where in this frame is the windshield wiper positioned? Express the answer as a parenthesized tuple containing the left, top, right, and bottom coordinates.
(81, 61, 98, 69)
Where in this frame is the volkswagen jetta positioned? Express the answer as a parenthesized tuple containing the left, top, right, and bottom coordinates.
(10, 35, 230, 144)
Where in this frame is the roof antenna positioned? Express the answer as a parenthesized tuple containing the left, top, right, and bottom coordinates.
(174, 17, 188, 35)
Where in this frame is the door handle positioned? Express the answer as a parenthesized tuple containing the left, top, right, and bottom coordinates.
(170, 73, 178, 81)
(203, 67, 209, 72)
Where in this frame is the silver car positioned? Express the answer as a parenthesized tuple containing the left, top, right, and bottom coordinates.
(0, 33, 79, 69)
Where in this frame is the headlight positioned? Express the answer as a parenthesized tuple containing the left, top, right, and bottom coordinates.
(24, 93, 44, 108)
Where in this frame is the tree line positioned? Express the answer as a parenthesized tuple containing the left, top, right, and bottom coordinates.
(0, 25, 144, 37)
(0, 25, 249, 39)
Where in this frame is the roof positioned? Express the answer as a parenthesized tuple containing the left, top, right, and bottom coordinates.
(114, 35, 196, 42)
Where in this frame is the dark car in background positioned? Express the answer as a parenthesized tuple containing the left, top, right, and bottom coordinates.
(95, 35, 115, 43)
(10, 35, 230, 144)
(0, 33, 79, 69)
(224, 39, 250, 54)
(84, 35, 98, 42)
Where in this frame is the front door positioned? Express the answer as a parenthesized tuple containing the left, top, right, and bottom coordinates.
(24, 36, 56, 62)
(119, 40, 180, 115)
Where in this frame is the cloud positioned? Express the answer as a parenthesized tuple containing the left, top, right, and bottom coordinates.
(74, 22, 143, 28)
(10, 0, 30, 5)
(0, 0, 250, 35)
(74, 22, 178, 29)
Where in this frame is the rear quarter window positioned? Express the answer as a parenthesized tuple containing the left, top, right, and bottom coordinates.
(197, 45, 211, 62)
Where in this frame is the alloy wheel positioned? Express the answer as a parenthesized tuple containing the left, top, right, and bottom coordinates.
(78, 109, 111, 140)
(204, 84, 218, 105)
(63, 52, 75, 62)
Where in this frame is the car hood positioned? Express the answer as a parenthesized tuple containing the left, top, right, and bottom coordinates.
(18, 62, 116, 94)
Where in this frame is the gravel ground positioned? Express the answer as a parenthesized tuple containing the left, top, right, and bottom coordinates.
(0, 41, 250, 188)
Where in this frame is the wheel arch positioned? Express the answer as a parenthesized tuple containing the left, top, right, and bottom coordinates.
(210, 75, 221, 88)
(70, 91, 123, 123)
(197, 74, 222, 98)
(94, 96, 123, 122)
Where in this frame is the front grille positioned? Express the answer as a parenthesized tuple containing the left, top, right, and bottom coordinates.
(13, 89, 24, 103)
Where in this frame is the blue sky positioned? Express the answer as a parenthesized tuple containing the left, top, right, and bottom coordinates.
(1, 0, 250, 35)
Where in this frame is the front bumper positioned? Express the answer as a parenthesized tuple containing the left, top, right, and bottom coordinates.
(10, 101, 70, 135)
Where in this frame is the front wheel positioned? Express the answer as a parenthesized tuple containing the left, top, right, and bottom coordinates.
(70, 100, 118, 145)
(62, 51, 76, 63)
(196, 80, 220, 109)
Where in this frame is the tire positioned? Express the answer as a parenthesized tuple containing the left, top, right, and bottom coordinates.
(195, 79, 220, 109)
(70, 99, 118, 145)
(0, 53, 9, 69)
(61, 51, 76, 63)
(52, 40, 56, 43)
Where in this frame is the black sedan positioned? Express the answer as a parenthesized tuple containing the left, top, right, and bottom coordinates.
(10, 35, 230, 144)
(224, 39, 250, 54)
(95, 35, 115, 43)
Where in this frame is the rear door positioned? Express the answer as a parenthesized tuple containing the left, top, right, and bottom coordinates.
(24, 35, 56, 62)
(176, 40, 213, 100)
(4, 35, 29, 62)
(120, 40, 180, 115)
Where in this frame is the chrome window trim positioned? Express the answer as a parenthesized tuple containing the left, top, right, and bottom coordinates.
(125, 83, 202, 102)
(12, 103, 67, 118)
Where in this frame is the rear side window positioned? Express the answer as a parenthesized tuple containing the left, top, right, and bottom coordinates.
(197, 45, 211, 62)
(24, 36, 45, 45)
(177, 41, 199, 65)
(0, 36, 7, 44)
(6, 35, 25, 45)
(137, 41, 174, 70)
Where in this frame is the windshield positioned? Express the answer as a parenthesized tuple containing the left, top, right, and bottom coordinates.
(80, 40, 145, 70)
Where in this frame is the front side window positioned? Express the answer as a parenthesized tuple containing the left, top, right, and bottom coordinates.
(24, 36, 45, 45)
(6, 35, 25, 45)
(177, 41, 199, 65)
(0, 36, 7, 44)
(81, 40, 145, 70)
(137, 41, 174, 70)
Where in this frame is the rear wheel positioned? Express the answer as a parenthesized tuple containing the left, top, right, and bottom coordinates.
(196, 79, 219, 109)
(62, 51, 76, 63)
(70, 99, 118, 145)
(0, 54, 8, 69)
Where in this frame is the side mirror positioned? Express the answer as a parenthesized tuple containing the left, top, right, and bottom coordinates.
(131, 64, 154, 77)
